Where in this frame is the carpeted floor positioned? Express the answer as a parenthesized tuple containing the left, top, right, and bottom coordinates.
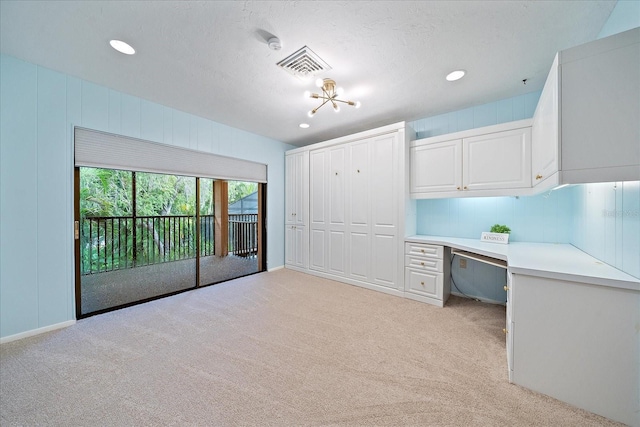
(0, 269, 622, 426)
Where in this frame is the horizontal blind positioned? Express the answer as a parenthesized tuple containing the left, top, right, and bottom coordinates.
(74, 127, 267, 183)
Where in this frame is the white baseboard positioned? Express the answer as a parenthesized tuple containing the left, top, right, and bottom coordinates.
(267, 265, 285, 272)
(0, 320, 76, 345)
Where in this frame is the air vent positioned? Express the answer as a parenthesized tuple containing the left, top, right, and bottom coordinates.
(277, 46, 331, 79)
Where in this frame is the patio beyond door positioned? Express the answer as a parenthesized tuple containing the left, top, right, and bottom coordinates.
(75, 167, 263, 317)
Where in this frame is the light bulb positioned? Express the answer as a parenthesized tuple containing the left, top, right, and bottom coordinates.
(355, 101, 361, 109)
(110, 40, 135, 55)
(308, 110, 315, 118)
(335, 86, 344, 96)
(446, 70, 466, 81)
(315, 78, 324, 88)
(304, 90, 311, 98)
(333, 105, 340, 113)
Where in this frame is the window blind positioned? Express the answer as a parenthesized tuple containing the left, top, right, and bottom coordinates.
(74, 127, 267, 183)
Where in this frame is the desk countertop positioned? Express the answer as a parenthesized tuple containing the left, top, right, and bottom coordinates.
(405, 235, 640, 292)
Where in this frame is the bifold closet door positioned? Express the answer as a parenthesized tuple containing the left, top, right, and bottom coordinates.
(370, 134, 398, 288)
(348, 139, 371, 281)
(309, 150, 327, 272)
(328, 146, 347, 275)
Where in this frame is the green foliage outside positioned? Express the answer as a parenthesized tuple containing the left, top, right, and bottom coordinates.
(79, 168, 257, 275)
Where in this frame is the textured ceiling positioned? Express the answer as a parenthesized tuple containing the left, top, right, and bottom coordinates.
(0, 1, 616, 146)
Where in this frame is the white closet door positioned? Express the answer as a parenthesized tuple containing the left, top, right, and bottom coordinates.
(328, 146, 346, 275)
(371, 134, 398, 288)
(309, 150, 327, 272)
(348, 139, 370, 280)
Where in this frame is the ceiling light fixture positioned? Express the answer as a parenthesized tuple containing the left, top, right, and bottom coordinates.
(299, 123, 310, 129)
(446, 70, 466, 81)
(307, 78, 360, 117)
(109, 39, 135, 55)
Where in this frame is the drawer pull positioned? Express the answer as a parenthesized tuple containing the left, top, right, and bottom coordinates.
(420, 281, 425, 286)
(503, 286, 509, 291)
(420, 262, 425, 266)
(420, 249, 425, 253)
(536, 174, 543, 180)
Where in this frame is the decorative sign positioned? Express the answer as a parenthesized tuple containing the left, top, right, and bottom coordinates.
(480, 232, 510, 244)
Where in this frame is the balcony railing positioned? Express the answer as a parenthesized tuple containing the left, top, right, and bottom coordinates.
(81, 213, 257, 275)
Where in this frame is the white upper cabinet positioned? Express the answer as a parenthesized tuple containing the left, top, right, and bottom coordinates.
(285, 151, 308, 226)
(532, 27, 640, 187)
(464, 128, 531, 191)
(411, 139, 462, 193)
(410, 121, 532, 198)
(531, 54, 560, 187)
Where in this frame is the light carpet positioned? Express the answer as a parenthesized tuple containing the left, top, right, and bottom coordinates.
(0, 269, 622, 426)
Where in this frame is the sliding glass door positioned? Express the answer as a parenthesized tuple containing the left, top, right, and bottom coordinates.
(75, 168, 264, 317)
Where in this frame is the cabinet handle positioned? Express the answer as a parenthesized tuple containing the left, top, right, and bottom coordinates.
(357, 169, 360, 173)
(457, 187, 461, 190)
(536, 174, 543, 180)
(504, 286, 509, 291)
(463, 186, 468, 190)
(420, 249, 425, 253)
(503, 328, 508, 334)
(335, 172, 338, 176)
(420, 281, 425, 286)
(420, 262, 425, 266)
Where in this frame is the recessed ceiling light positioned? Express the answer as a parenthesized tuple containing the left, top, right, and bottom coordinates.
(299, 123, 310, 129)
(446, 70, 466, 81)
(109, 40, 135, 55)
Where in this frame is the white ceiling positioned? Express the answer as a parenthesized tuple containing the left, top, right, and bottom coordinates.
(0, 1, 616, 147)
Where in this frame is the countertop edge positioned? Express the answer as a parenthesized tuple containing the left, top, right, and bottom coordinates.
(405, 235, 640, 292)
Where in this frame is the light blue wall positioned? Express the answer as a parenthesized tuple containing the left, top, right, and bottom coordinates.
(598, 0, 640, 39)
(0, 53, 294, 339)
(412, 91, 541, 140)
(571, 181, 640, 279)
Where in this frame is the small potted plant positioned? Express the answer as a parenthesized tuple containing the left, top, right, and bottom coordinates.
(481, 224, 511, 244)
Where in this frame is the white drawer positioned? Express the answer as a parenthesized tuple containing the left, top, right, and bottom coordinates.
(405, 269, 443, 299)
(405, 242, 443, 258)
(404, 255, 443, 272)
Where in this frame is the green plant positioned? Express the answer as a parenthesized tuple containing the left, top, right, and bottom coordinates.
(490, 224, 511, 234)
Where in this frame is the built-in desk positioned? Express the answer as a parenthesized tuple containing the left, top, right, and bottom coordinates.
(405, 235, 640, 427)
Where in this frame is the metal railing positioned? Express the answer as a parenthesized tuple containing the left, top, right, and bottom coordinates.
(81, 213, 257, 275)
(228, 214, 258, 258)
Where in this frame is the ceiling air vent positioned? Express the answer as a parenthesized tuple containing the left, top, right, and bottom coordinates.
(277, 46, 331, 80)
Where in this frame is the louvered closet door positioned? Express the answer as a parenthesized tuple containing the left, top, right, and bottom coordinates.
(328, 146, 347, 275)
(309, 149, 327, 272)
(370, 133, 398, 288)
(348, 139, 371, 281)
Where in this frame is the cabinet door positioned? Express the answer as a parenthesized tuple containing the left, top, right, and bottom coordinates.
(410, 139, 462, 193)
(371, 134, 398, 288)
(505, 270, 514, 382)
(561, 38, 640, 180)
(532, 54, 559, 186)
(309, 150, 327, 272)
(285, 225, 296, 266)
(285, 152, 308, 225)
(293, 225, 307, 268)
(463, 128, 531, 191)
(348, 139, 370, 280)
(285, 154, 296, 224)
(328, 146, 347, 275)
